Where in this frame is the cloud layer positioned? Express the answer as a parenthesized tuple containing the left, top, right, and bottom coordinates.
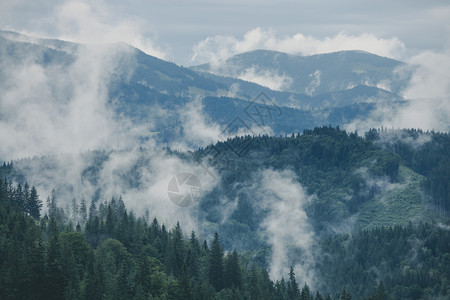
(345, 49, 450, 133)
(0, 39, 143, 159)
(192, 28, 406, 65)
(256, 169, 316, 285)
(235, 66, 293, 91)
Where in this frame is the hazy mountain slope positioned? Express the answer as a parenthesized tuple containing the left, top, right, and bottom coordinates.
(4, 128, 446, 242)
(0, 31, 408, 147)
(1, 127, 448, 298)
(192, 49, 412, 96)
(0, 34, 74, 69)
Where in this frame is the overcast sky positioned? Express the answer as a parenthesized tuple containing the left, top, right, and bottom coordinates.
(1, 0, 449, 65)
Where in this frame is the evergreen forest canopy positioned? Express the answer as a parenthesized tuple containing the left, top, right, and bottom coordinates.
(0, 127, 449, 299)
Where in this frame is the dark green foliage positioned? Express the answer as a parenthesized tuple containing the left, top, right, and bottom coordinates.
(224, 250, 242, 289)
(371, 128, 450, 215)
(287, 266, 300, 299)
(0, 127, 449, 299)
(209, 232, 224, 291)
(318, 223, 450, 299)
(198, 126, 405, 245)
(28, 186, 42, 219)
(339, 287, 352, 300)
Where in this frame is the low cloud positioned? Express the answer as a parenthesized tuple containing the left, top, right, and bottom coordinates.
(255, 169, 316, 286)
(375, 130, 432, 149)
(96, 148, 218, 231)
(54, 0, 167, 59)
(0, 37, 144, 160)
(305, 70, 321, 96)
(345, 49, 450, 133)
(14, 148, 219, 233)
(0, 27, 219, 232)
(1, 0, 167, 59)
(169, 97, 223, 151)
(235, 66, 293, 91)
(191, 28, 406, 65)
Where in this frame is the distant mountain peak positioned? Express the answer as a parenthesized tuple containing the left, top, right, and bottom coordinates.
(192, 49, 408, 96)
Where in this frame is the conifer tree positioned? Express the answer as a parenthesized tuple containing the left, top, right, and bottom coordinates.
(28, 186, 42, 219)
(224, 249, 242, 289)
(79, 197, 87, 224)
(209, 232, 224, 291)
(287, 266, 300, 299)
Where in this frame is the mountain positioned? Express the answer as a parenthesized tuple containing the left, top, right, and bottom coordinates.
(0, 31, 410, 146)
(1, 31, 449, 299)
(192, 49, 412, 96)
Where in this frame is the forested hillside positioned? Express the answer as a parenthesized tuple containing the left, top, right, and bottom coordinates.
(196, 127, 449, 241)
(1, 177, 449, 299)
(1, 127, 449, 299)
(0, 179, 336, 299)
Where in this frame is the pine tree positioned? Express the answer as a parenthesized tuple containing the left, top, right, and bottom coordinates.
(203, 239, 209, 252)
(117, 263, 133, 299)
(248, 264, 261, 300)
(83, 256, 105, 300)
(135, 251, 151, 296)
(45, 216, 65, 300)
(300, 283, 312, 300)
(339, 287, 351, 300)
(15, 183, 24, 209)
(23, 183, 30, 212)
(150, 217, 160, 241)
(168, 222, 184, 276)
(28, 186, 42, 219)
(71, 198, 79, 223)
(117, 195, 126, 217)
(180, 262, 192, 299)
(287, 266, 300, 300)
(187, 231, 200, 278)
(105, 205, 115, 236)
(47, 189, 58, 218)
(209, 232, 224, 291)
(316, 291, 324, 300)
(88, 200, 97, 219)
(260, 268, 275, 299)
(224, 249, 242, 289)
(375, 281, 387, 300)
(275, 278, 287, 299)
(79, 197, 87, 224)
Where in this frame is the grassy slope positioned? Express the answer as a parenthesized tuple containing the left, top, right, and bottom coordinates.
(357, 165, 427, 230)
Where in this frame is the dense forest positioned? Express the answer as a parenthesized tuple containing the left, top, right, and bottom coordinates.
(1, 178, 449, 299)
(367, 128, 450, 215)
(0, 178, 335, 299)
(195, 127, 450, 248)
(1, 127, 450, 299)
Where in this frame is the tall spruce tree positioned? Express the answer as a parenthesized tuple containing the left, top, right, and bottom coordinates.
(224, 249, 242, 289)
(28, 186, 42, 219)
(287, 266, 300, 300)
(209, 232, 224, 291)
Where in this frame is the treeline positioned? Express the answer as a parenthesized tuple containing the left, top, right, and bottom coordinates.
(1, 181, 336, 300)
(318, 223, 450, 299)
(1, 127, 449, 299)
(197, 126, 403, 240)
(1, 181, 449, 299)
(0, 178, 42, 218)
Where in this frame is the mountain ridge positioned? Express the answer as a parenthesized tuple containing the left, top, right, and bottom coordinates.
(0, 30, 409, 149)
(192, 49, 411, 96)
